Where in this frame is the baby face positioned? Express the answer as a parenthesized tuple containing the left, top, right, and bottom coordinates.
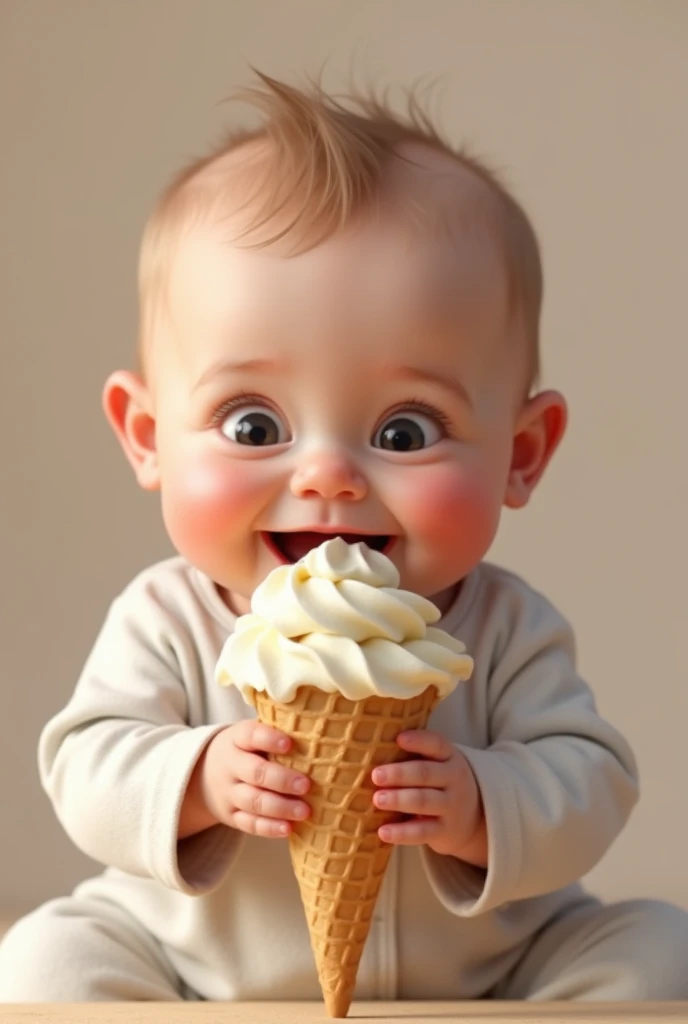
(146, 200, 532, 614)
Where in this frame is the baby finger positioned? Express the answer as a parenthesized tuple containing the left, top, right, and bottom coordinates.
(233, 749, 310, 797)
(232, 782, 310, 824)
(230, 809, 292, 839)
(374, 786, 445, 816)
(378, 817, 443, 846)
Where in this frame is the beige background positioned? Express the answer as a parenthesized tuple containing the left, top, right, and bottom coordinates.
(1, 0, 686, 919)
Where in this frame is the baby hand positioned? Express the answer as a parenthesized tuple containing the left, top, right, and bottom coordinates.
(188, 720, 311, 840)
(372, 729, 485, 862)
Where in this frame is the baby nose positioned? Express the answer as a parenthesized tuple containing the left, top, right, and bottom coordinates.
(290, 450, 367, 501)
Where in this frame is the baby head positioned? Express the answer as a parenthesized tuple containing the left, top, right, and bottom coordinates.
(104, 73, 566, 613)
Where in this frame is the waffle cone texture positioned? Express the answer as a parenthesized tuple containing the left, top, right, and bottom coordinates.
(252, 684, 440, 1018)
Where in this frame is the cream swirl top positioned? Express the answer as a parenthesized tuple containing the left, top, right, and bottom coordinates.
(216, 538, 473, 703)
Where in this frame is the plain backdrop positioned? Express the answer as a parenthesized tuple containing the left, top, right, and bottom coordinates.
(1, 0, 686, 918)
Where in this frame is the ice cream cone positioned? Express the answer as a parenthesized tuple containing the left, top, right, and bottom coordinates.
(216, 539, 473, 1015)
(253, 683, 440, 1018)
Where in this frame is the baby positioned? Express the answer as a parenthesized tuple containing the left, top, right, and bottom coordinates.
(1, 72, 687, 1003)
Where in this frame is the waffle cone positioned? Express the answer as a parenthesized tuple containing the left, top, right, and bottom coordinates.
(252, 684, 440, 1018)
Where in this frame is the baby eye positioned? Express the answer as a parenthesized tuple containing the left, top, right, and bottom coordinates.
(220, 405, 290, 446)
(372, 412, 444, 452)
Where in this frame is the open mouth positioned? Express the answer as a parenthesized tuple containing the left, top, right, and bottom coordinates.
(265, 531, 393, 565)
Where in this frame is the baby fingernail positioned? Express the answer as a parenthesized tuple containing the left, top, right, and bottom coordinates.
(376, 792, 388, 807)
(373, 768, 386, 784)
(293, 777, 308, 794)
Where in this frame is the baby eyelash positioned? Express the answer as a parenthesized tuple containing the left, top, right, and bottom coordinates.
(209, 393, 454, 436)
(209, 392, 272, 426)
(387, 398, 455, 435)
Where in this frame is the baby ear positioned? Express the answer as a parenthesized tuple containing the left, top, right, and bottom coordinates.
(102, 370, 160, 491)
(504, 390, 567, 509)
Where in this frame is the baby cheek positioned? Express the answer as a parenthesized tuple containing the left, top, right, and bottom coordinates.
(401, 464, 500, 555)
(161, 456, 261, 557)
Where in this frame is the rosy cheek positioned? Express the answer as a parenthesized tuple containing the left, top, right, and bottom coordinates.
(161, 455, 261, 557)
(400, 464, 500, 556)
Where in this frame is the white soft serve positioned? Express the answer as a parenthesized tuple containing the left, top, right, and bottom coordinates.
(216, 537, 473, 703)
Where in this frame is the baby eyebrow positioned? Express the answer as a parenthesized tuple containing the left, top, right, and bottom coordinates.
(390, 365, 474, 410)
(191, 357, 285, 394)
(190, 358, 472, 410)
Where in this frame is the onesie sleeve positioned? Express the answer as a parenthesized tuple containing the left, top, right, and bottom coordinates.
(38, 577, 243, 895)
(422, 581, 639, 916)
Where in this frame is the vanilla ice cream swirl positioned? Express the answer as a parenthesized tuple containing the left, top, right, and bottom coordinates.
(216, 538, 473, 703)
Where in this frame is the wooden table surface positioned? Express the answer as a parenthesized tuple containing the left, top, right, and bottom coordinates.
(0, 1004, 685, 1023)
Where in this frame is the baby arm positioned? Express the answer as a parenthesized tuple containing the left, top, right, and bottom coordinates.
(417, 585, 640, 914)
(38, 597, 214, 886)
(38, 577, 307, 892)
